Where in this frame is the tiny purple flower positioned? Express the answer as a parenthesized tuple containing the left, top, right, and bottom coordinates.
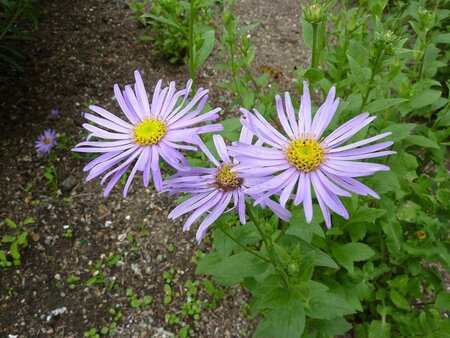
(229, 82, 395, 228)
(50, 108, 60, 117)
(163, 127, 291, 243)
(72, 70, 223, 197)
(35, 129, 57, 154)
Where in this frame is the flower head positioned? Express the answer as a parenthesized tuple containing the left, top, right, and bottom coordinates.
(50, 108, 60, 117)
(229, 82, 395, 228)
(72, 70, 223, 197)
(163, 128, 291, 242)
(35, 129, 57, 154)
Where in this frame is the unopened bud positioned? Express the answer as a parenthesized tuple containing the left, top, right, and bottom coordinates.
(302, 1, 324, 24)
(287, 260, 300, 277)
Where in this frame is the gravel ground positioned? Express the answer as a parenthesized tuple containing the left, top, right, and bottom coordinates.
(0, 0, 308, 337)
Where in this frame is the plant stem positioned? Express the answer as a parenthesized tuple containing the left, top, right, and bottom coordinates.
(358, 50, 382, 114)
(311, 23, 319, 69)
(219, 226, 271, 263)
(188, 0, 196, 83)
(0, 4, 25, 41)
(247, 205, 289, 288)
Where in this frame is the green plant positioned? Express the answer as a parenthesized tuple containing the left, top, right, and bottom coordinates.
(217, 0, 279, 121)
(136, 0, 216, 81)
(0, 217, 33, 268)
(193, 1, 450, 336)
(126, 288, 153, 309)
(164, 312, 180, 325)
(43, 165, 60, 196)
(86, 254, 122, 290)
(0, 0, 37, 71)
(83, 307, 122, 337)
(67, 275, 80, 289)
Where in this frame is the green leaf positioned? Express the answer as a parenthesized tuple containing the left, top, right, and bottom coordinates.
(332, 243, 375, 272)
(435, 292, 450, 311)
(22, 217, 34, 225)
(312, 317, 352, 336)
(143, 295, 153, 305)
(194, 29, 215, 71)
(254, 300, 305, 338)
(142, 13, 181, 29)
(255, 287, 290, 312)
(405, 135, 439, 149)
(218, 118, 243, 141)
(432, 33, 450, 44)
(307, 287, 356, 319)
(407, 89, 442, 111)
(130, 299, 141, 308)
(381, 221, 402, 255)
(197, 252, 267, 286)
(304, 68, 324, 83)
(350, 206, 386, 224)
(368, 320, 391, 338)
(100, 327, 109, 334)
(347, 53, 369, 91)
(1, 235, 16, 243)
(4, 218, 17, 229)
(365, 98, 409, 113)
(396, 201, 421, 222)
(287, 208, 324, 243)
(389, 289, 410, 310)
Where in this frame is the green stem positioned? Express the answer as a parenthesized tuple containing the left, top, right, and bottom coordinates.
(311, 23, 319, 69)
(188, 0, 196, 82)
(219, 226, 271, 263)
(358, 51, 382, 114)
(0, 5, 25, 41)
(247, 205, 289, 288)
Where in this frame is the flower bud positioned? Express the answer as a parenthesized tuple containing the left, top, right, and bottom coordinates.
(287, 260, 300, 277)
(302, 1, 325, 24)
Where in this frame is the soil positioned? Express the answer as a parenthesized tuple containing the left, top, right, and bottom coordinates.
(0, 0, 308, 337)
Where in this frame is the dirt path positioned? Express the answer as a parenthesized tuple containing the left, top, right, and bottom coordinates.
(0, 0, 307, 336)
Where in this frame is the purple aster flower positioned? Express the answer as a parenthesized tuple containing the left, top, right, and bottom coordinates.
(229, 82, 395, 228)
(163, 127, 291, 243)
(35, 129, 57, 154)
(72, 70, 223, 197)
(50, 108, 60, 117)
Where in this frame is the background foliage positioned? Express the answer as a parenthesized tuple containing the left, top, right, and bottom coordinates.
(0, 0, 37, 71)
(151, 0, 449, 336)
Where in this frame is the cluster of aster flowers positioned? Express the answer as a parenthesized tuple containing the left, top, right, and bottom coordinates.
(73, 71, 394, 242)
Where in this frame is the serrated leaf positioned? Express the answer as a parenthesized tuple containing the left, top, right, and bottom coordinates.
(312, 317, 352, 336)
(396, 201, 421, 222)
(332, 243, 375, 272)
(307, 289, 356, 319)
(351, 207, 386, 224)
(254, 300, 305, 338)
(255, 287, 290, 312)
(197, 251, 267, 286)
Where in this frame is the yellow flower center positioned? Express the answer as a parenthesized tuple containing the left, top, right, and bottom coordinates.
(133, 119, 167, 146)
(286, 138, 325, 172)
(215, 165, 243, 192)
(43, 137, 52, 145)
